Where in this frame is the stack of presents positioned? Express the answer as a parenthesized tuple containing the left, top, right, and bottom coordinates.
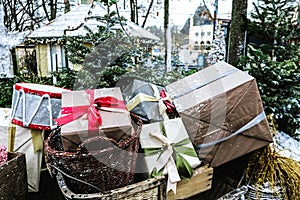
(0, 61, 273, 199)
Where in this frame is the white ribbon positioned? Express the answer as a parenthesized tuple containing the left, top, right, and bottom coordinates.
(149, 132, 181, 194)
(196, 112, 267, 149)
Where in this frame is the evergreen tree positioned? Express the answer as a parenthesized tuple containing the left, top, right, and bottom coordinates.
(239, 0, 300, 137)
(247, 0, 299, 61)
(63, 4, 142, 89)
(207, 26, 226, 65)
(63, 2, 187, 90)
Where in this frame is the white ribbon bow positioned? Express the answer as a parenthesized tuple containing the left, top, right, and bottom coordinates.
(149, 131, 181, 194)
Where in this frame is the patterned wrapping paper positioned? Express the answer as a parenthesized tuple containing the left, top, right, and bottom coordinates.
(0, 145, 7, 166)
(57, 88, 134, 152)
(121, 79, 178, 123)
(166, 61, 273, 167)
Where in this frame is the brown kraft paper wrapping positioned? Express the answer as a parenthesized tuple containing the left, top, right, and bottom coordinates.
(166, 61, 273, 167)
(60, 88, 133, 152)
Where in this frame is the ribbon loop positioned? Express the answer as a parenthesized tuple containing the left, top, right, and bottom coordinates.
(94, 96, 126, 109)
(126, 84, 177, 120)
(55, 91, 126, 132)
(146, 123, 197, 194)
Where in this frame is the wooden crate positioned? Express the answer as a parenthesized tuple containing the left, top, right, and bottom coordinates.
(167, 165, 213, 200)
(0, 152, 28, 200)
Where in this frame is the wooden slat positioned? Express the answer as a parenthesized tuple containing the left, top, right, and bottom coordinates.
(167, 165, 213, 200)
(0, 152, 27, 200)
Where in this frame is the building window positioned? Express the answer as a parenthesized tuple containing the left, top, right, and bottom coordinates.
(207, 32, 211, 36)
(195, 32, 199, 37)
(201, 32, 205, 37)
(206, 41, 211, 50)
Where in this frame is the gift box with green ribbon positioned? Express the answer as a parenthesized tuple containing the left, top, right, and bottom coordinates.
(56, 88, 133, 151)
(121, 79, 179, 123)
(140, 118, 201, 194)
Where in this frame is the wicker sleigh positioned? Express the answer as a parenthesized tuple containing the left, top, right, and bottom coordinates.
(45, 114, 142, 195)
(55, 170, 166, 200)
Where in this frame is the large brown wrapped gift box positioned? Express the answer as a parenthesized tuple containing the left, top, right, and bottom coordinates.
(58, 88, 133, 151)
(166, 61, 273, 167)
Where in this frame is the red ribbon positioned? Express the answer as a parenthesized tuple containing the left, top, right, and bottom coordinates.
(160, 89, 176, 113)
(55, 90, 127, 131)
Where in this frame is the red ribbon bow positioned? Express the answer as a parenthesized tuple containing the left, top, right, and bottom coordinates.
(55, 90, 127, 131)
(160, 89, 176, 113)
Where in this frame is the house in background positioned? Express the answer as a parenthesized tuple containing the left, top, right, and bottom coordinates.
(179, 0, 233, 69)
(179, 4, 214, 68)
(20, 2, 159, 79)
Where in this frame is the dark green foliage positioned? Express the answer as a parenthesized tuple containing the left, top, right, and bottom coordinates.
(0, 77, 17, 108)
(240, 48, 300, 137)
(239, 0, 300, 137)
(52, 68, 77, 90)
(124, 55, 186, 87)
(63, 35, 92, 65)
(63, 10, 137, 89)
(247, 0, 299, 61)
(0, 75, 51, 108)
(21, 50, 38, 76)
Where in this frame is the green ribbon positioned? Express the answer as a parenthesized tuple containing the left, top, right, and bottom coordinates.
(144, 122, 197, 179)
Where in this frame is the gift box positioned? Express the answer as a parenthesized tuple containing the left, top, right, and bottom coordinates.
(0, 145, 7, 166)
(140, 118, 201, 194)
(121, 79, 178, 123)
(166, 61, 273, 167)
(0, 108, 43, 192)
(57, 88, 134, 151)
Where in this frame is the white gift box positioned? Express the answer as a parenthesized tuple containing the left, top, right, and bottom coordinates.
(140, 118, 201, 194)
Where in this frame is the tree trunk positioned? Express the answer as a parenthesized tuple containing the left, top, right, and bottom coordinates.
(130, 0, 135, 23)
(142, 0, 154, 28)
(64, 0, 70, 13)
(227, 0, 247, 67)
(50, 0, 57, 20)
(164, 0, 171, 73)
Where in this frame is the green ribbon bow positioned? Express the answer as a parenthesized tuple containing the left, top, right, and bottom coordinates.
(144, 122, 198, 179)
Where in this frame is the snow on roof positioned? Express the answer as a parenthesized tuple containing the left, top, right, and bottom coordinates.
(26, 3, 160, 41)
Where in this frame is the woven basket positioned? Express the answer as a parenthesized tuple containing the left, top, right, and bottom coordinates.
(45, 115, 142, 194)
(55, 171, 166, 200)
